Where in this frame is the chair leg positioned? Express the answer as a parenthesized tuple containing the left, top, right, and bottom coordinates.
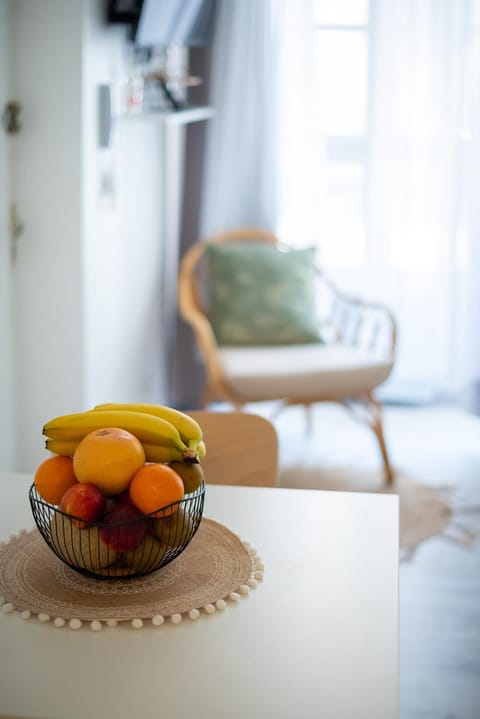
(342, 394, 395, 486)
(200, 384, 215, 409)
(271, 400, 314, 436)
(369, 405, 395, 486)
(201, 384, 244, 412)
(304, 403, 314, 437)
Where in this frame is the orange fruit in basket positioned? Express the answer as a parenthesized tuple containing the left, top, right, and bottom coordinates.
(73, 427, 145, 496)
(34, 455, 78, 505)
(129, 463, 184, 517)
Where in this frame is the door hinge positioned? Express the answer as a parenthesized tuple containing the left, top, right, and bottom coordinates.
(2, 101, 22, 134)
(9, 202, 24, 262)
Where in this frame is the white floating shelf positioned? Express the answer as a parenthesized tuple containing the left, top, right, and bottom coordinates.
(118, 105, 214, 125)
(98, 81, 214, 147)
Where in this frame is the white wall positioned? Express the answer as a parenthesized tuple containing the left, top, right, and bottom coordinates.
(0, 0, 13, 471)
(10, 0, 84, 471)
(82, 0, 167, 409)
(6, 0, 168, 472)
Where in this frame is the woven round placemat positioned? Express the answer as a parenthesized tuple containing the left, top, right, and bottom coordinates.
(0, 518, 264, 629)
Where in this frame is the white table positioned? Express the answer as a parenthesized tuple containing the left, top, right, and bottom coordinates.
(0, 473, 398, 719)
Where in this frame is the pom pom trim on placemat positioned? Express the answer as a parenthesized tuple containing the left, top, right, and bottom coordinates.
(0, 518, 263, 631)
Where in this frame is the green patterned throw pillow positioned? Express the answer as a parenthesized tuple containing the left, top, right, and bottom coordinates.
(206, 242, 322, 346)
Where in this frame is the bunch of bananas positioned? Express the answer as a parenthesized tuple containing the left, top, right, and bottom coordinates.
(43, 403, 206, 464)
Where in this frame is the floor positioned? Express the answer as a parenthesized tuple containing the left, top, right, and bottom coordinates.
(241, 401, 480, 719)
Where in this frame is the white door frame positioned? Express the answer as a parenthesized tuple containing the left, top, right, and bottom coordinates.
(0, 0, 14, 471)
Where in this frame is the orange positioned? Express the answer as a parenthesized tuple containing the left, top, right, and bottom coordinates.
(73, 427, 145, 496)
(129, 464, 184, 517)
(34, 455, 78, 505)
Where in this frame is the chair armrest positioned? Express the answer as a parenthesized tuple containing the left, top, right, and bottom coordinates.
(178, 245, 230, 392)
(318, 271, 397, 360)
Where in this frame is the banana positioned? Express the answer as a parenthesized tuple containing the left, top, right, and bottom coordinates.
(45, 438, 79, 456)
(43, 410, 197, 459)
(197, 440, 206, 458)
(45, 437, 203, 466)
(142, 444, 184, 463)
(93, 402, 203, 448)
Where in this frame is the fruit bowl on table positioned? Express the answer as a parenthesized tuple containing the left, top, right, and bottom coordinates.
(29, 480, 206, 579)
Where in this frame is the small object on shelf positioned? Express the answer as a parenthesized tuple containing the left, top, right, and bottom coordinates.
(143, 71, 202, 112)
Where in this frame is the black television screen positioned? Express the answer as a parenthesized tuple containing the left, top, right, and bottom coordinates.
(132, 0, 216, 48)
(107, 0, 143, 24)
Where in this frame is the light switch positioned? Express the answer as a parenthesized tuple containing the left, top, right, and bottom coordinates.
(98, 84, 112, 148)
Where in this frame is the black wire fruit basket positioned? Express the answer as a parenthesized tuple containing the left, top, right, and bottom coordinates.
(29, 481, 205, 579)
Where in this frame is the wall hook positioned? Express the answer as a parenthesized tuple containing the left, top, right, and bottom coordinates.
(2, 101, 22, 134)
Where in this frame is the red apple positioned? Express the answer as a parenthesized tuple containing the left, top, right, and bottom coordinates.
(60, 483, 107, 528)
(99, 503, 146, 552)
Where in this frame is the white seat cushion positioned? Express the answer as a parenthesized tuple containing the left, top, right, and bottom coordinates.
(217, 343, 393, 401)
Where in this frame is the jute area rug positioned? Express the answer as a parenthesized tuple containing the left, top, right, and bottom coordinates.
(279, 466, 476, 560)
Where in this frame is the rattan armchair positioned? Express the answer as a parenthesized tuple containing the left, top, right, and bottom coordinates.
(178, 228, 397, 485)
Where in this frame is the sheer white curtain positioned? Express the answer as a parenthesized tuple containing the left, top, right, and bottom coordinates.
(275, 1, 325, 248)
(200, 0, 281, 237)
(200, 0, 320, 243)
(368, 0, 480, 400)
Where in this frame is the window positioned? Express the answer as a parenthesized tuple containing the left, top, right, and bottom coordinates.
(313, 0, 370, 269)
(312, 0, 480, 394)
